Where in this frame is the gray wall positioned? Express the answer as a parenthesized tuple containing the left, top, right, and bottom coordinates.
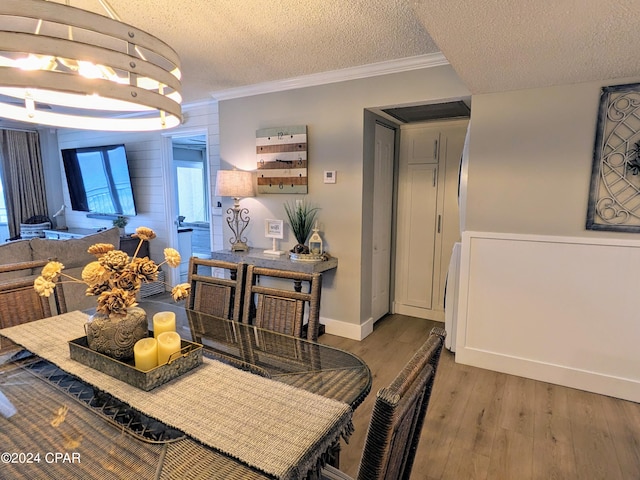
(466, 81, 621, 237)
(219, 65, 470, 336)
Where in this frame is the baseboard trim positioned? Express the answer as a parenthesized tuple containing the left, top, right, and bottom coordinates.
(455, 346, 640, 403)
(321, 316, 374, 341)
(392, 303, 445, 321)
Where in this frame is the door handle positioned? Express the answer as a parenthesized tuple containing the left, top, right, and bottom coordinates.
(437, 215, 442, 233)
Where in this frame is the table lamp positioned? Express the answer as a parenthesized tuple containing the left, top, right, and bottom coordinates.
(215, 169, 255, 251)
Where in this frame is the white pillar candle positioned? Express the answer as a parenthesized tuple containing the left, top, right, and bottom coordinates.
(133, 337, 158, 371)
(153, 311, 176, 338)
(157, 331, 182, 365)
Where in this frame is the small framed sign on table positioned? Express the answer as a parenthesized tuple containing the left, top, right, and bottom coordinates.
(264, 219, 285, 255)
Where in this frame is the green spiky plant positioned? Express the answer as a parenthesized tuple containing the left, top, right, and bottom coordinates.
(112, 216, 128, 228)
(283, 200, 319, 253)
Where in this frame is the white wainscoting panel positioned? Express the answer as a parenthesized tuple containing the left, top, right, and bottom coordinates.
(456, 231, 640, 402)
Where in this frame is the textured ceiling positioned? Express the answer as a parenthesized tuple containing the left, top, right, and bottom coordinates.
(15, 1, 640, 106)
(55, 0, 439, 103)
(412, 0, 640, 94)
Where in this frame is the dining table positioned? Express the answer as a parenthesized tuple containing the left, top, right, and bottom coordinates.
(0, 302, 371, 480)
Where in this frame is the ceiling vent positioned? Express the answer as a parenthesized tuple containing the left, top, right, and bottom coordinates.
(382, 101, 470, 123)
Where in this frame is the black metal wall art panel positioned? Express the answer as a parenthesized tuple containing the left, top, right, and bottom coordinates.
(587, 82, 640, 232)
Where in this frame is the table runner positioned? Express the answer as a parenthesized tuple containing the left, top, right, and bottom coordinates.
(0, 312, 353, 480)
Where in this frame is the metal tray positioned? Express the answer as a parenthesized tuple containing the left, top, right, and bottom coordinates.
(69, 334, 203, 391)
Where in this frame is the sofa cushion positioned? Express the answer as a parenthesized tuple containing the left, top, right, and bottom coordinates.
(30, 227, 121, 268)
(0, 240, 35, 281)
(62, 266, 100, 312)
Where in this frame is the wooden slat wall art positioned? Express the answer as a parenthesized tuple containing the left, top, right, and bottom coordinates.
(256, 125, 308, 194)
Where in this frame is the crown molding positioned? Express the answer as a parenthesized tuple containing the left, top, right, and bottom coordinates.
(210, 52, 448, 101)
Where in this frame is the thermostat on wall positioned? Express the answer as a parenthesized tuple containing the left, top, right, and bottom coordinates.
(324, 170, 336, 184)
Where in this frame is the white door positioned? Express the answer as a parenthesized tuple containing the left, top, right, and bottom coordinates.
(397, 163, 439, 310)
(393, 120, 467, 321)
(371, 123, 395, 321)
(394, 126, 440, 318)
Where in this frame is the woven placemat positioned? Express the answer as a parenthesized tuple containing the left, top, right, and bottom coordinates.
(1, 312, 353, 480)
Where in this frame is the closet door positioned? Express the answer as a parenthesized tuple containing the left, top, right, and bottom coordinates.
(394, 128, 440, 314)
(371, 123, 395, 321)
(394, 120, 467, 321)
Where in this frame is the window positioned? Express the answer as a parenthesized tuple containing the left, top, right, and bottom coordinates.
(0, 179, 7, 224)
(175, 160, 207, 223)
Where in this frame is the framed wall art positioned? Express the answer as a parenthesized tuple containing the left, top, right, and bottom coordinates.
(587, 82, 640, 232)
(256, 125, 307, 194)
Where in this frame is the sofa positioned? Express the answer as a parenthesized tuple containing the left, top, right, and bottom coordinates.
(0, 227, 121, 312)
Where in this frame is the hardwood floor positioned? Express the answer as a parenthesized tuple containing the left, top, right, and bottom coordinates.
(146, 291, 640, 479)
(318, 314, 640, 480)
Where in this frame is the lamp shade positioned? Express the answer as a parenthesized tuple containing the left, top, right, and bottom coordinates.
(215, 170, 255, 198)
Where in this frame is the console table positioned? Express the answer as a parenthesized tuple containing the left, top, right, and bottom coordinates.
(210, 248, 338, 274)
(210, 248, 337, 337)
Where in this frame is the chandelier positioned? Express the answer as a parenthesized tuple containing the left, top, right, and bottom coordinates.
(0, 0, 182, 131)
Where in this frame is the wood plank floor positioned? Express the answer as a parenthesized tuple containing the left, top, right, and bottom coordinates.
(319, 314, 640, 480)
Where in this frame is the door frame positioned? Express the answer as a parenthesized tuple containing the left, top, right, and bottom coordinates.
(362, 110, 400, 325)
(160, 128, 209, 288)
(371, 121, 396, 322)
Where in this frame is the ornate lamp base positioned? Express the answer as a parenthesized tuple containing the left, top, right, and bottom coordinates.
(226, 199, 251, 252)
(231, 240, 249, 252)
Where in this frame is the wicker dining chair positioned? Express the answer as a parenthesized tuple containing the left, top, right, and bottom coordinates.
(187, 258, 246, 322)
(242, 265, 322, 341)
(321, 327, 446, 480)
(0, 259, 67, 329)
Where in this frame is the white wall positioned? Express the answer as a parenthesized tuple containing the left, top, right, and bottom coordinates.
(52, 101, 220, 279)
(459, 77, 640, 402)
(218, 65, 470, 338)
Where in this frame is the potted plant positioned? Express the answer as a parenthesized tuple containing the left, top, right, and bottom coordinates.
(284, 200, 319, 257)
(113, 216, 128, 237)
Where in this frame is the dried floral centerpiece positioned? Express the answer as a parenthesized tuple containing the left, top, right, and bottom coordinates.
(34, 226, 190, 360)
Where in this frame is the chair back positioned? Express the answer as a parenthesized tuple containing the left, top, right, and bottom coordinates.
(356, 327, 446, 480)
(0, 260, 67, 329)
(187, 258, 245, 322)
(242, 265, 322, 341)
